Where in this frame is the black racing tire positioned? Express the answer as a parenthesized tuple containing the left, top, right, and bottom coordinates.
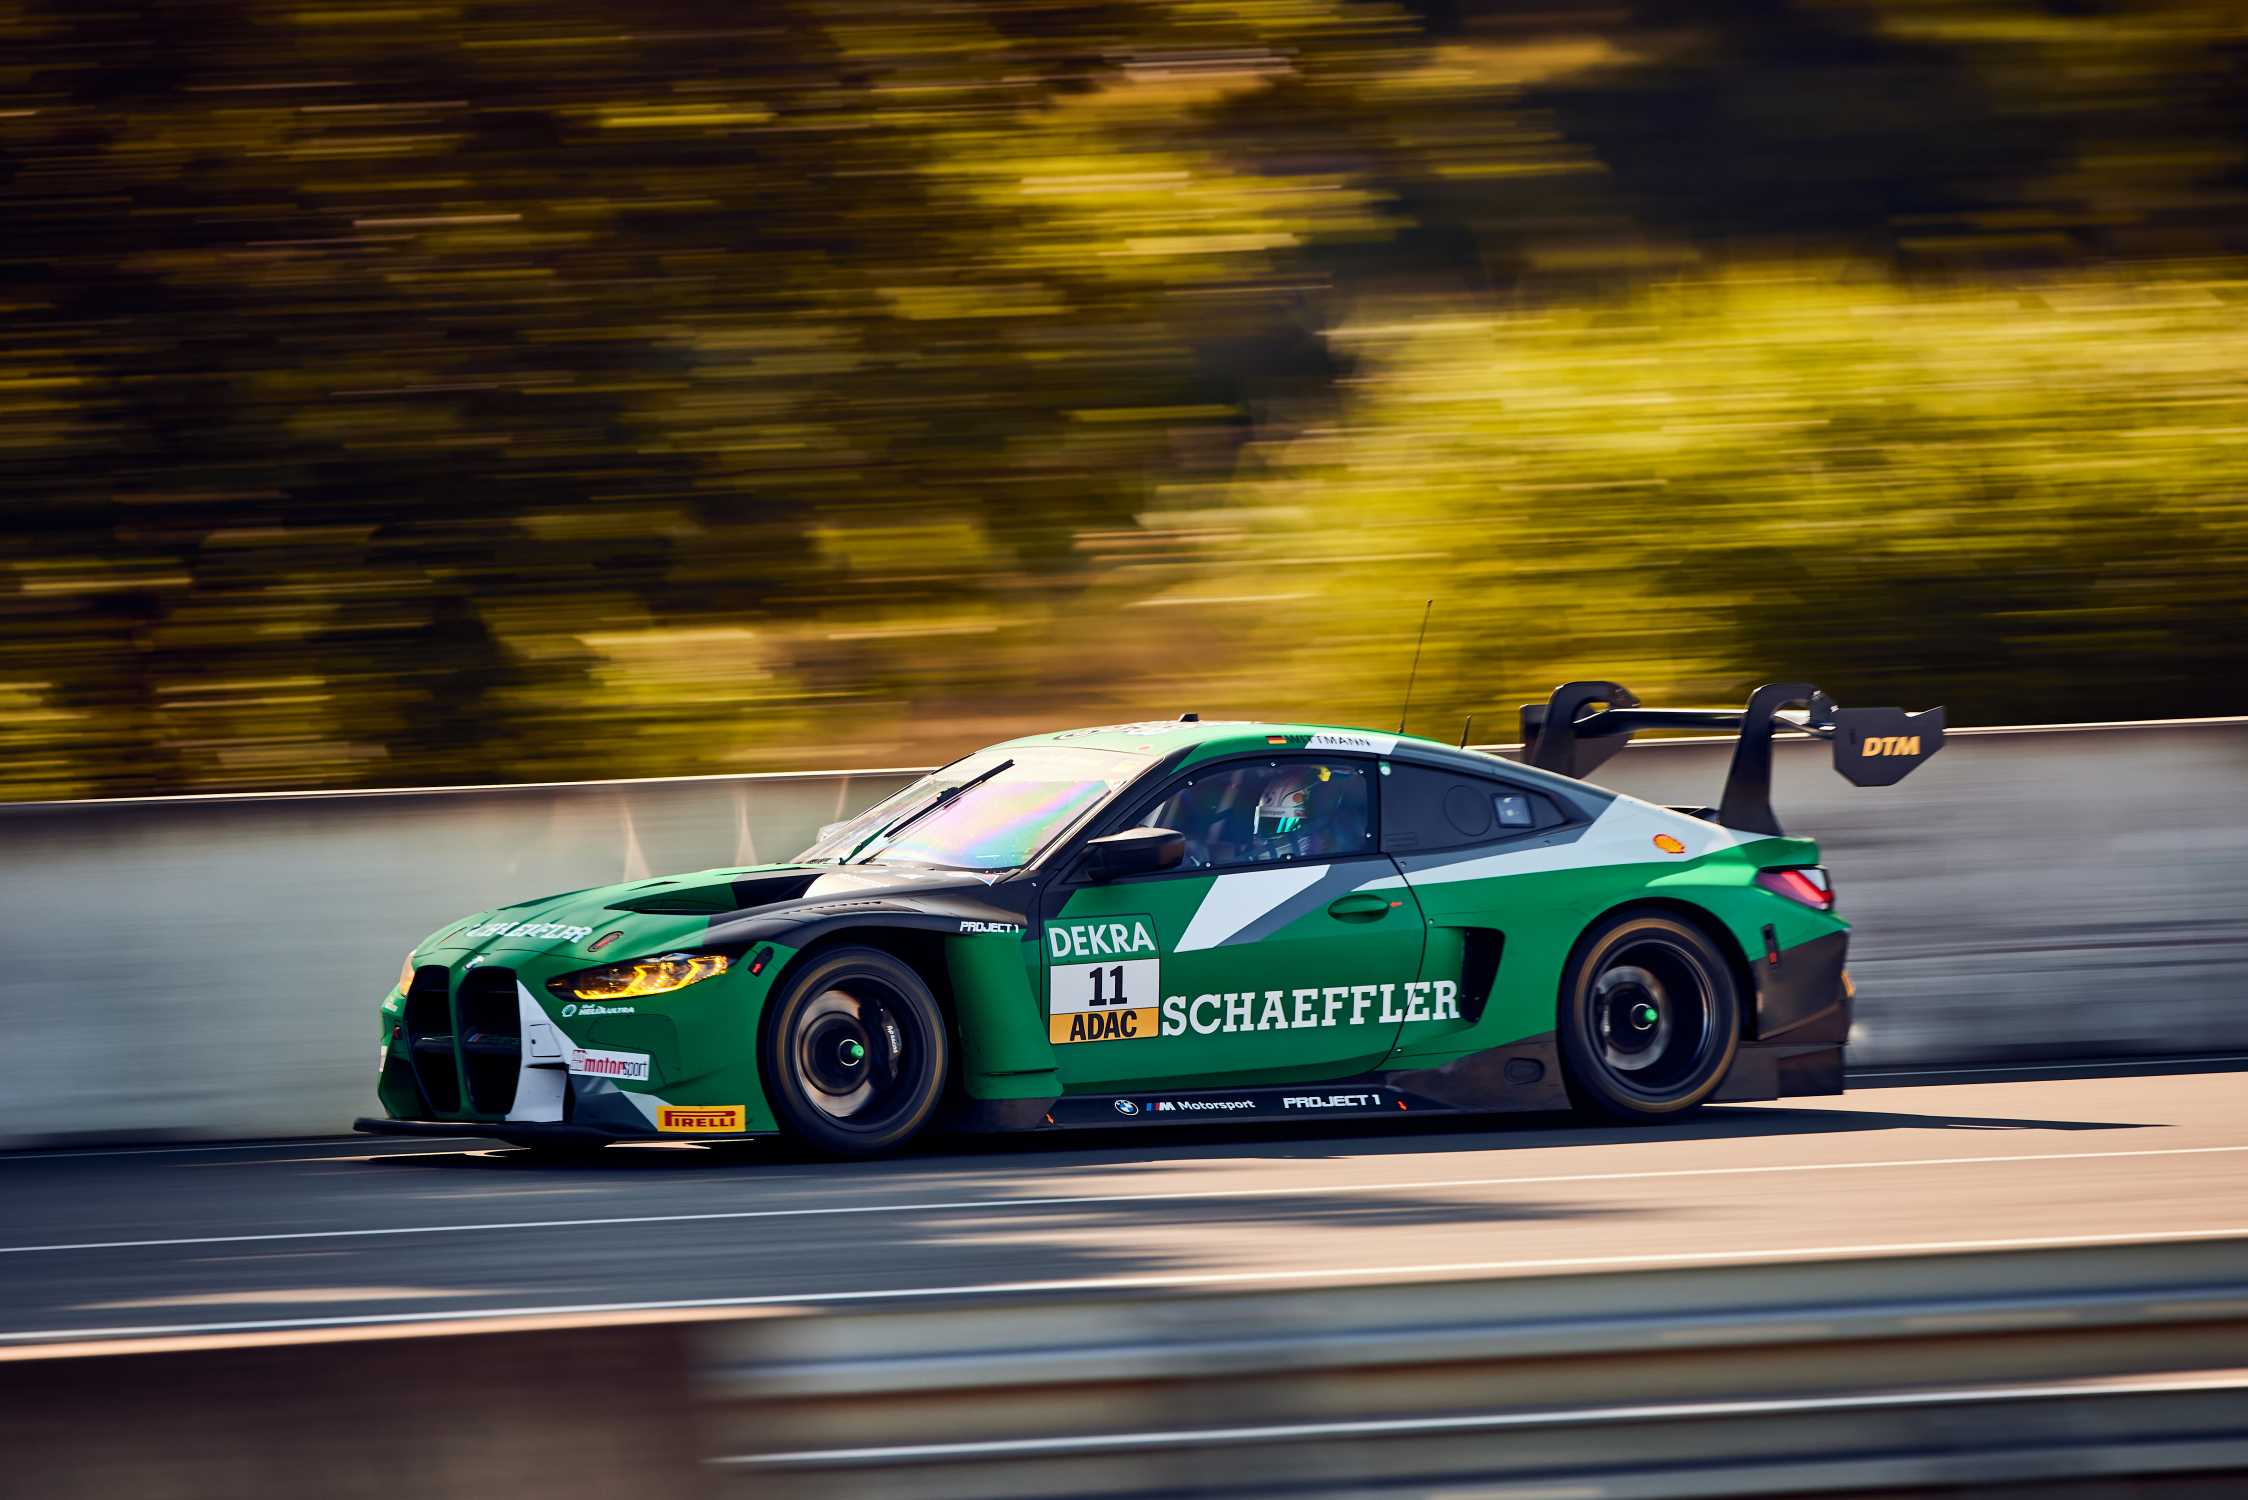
(759, 946, 950, 1158)
(1558, 911, 1741, 1122)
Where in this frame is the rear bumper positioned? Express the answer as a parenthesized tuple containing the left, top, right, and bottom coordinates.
(1753, 928, 1850, 1044)
(1713, 1041, 1845, 1101)
(1715, 927, 1852, 1102)
(353, 1116, 769, 1149)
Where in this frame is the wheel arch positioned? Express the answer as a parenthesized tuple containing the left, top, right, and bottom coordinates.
(758, 919, 1057, 1098)
(751, 926, 958, 1156)
(761, 923, 960, 1036)
(1566, 896, 1760, 1039)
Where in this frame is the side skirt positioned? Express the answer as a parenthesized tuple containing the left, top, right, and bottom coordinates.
(952, 1036, 1572, 1132)
(953, 1031, 1845, 1131)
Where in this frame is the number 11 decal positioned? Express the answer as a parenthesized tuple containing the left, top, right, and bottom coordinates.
(1088, 964, 1127, 1006)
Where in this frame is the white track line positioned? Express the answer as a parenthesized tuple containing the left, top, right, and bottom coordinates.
(729, 1370, 2248, 1465)
(7, 1142, 2247, 1258)
(4, 1225, 2245, 1347)
(1854, 1055, 2248, 1079)
(5, 1056, 2234, 1163)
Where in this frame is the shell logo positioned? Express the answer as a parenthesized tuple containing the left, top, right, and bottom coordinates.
(1652, 833, 1688, 855)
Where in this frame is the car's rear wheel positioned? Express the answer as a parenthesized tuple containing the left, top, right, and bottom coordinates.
(760, 946, 950, 1157)
(1559, 912, 1740, 1122)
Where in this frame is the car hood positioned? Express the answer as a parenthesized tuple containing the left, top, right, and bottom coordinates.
(418, 861, 1011, 967)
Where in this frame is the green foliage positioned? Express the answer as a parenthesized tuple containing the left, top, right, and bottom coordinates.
(1208, 266, 2248, 734)
(0, 1, 2243, 797)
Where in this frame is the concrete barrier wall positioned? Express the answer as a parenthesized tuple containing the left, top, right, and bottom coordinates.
(10, 1240, 2246, 1498)
(1, 721, 2241, 1145)
(0, 770, 919, 1146)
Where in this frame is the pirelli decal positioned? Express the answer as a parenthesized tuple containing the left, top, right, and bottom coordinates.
(1048, 916, 1160, 1045)
(657, 1105, 745, 1133)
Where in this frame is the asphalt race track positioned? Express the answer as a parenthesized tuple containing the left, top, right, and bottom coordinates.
(3, 1059, 2244, 1348)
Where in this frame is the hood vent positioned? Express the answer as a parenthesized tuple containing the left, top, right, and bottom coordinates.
(607, 870, 821, 916)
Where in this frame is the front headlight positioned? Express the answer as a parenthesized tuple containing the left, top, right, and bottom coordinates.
(396, 950, 417, 995)
(549, 951, 729, 1003)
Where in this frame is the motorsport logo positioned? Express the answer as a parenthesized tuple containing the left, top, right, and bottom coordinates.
(1152, 1098, 1256, 1113)
(460, 919, 594, 943)
(1160, 980, 1460, 1036)
(1048, 915, 1161, 1044)
(564, 1044, 650, 1082)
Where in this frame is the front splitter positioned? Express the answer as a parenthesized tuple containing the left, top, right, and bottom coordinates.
(352, 1116, 769, 1149)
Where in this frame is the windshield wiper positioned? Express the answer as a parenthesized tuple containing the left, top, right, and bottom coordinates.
(831, 791, 940, 864)
(852, 758, 1013, 863)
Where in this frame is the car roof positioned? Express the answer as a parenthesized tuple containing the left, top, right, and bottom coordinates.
(993, 718, 1425, 758)
(993, 718, 1593, 793)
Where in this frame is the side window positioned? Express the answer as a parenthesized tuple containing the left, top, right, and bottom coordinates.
(1142, 760, 1374, 870)
(1381, 763, 1563, 854)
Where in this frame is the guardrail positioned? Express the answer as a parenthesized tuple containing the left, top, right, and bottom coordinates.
(7, 1238, 2245, 1498)
(1, 717, 2243, 1145)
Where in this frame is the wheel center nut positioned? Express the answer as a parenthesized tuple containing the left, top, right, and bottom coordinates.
(1632, 1003, 1659, 1030)
(840, 1039, 865, 1067)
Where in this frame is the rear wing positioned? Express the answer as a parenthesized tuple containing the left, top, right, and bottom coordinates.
(1518, 680, 1944, 836)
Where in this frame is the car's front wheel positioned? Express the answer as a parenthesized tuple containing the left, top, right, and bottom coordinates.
(1559, 911, 1740, 1122)
(760, 946, 950, 1157)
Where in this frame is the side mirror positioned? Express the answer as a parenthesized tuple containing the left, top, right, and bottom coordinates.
(1082, 827, 1186, 883)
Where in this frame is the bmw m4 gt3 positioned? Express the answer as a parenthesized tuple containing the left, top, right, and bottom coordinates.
(358, 681, 1942, 1156)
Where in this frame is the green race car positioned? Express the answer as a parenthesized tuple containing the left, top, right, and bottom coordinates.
(356, 681, 1943, 1157)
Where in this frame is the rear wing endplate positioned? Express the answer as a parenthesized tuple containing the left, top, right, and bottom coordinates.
(1519, 680, 1944, 836)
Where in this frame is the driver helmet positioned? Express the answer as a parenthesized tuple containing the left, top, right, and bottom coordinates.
(1252, 766, 1324, 848)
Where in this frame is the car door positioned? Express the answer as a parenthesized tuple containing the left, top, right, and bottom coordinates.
(1039, 755, 1425, 1092)
(1376, 760, 1580, 1051)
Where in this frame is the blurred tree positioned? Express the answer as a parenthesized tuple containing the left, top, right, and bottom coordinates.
(0, 0, 2244, 798)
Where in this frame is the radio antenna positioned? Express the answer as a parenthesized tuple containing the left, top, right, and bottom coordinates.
(1397, 599, 1433, 735)
(1459, 713, 1474, 749)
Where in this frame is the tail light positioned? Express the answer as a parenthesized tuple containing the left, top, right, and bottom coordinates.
(1756, 866, 1834, 911)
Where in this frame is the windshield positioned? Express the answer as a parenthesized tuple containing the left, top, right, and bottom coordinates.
(795, 746, 1150, 871)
